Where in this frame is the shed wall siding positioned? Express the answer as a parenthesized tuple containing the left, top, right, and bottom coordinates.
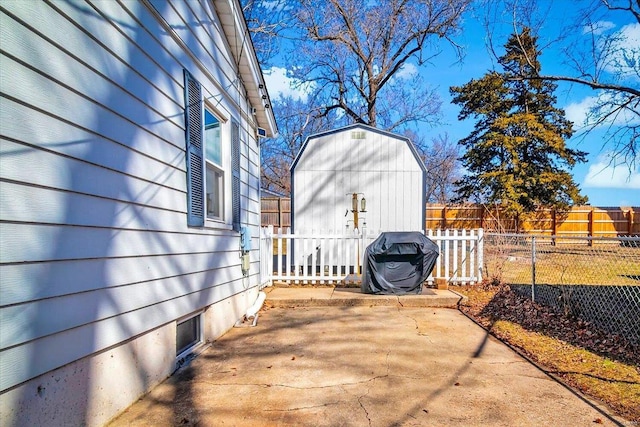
(0, 0, 262, 401)
(293, 128, 425, 234)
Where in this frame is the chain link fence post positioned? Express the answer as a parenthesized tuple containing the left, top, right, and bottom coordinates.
(531, 236, 536, 303)
(478, 228, 484, 283)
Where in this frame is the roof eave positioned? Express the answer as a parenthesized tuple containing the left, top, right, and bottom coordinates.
(214, 0, 277, 137)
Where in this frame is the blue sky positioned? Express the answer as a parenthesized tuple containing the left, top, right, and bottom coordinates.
(263, 3, 639, 207)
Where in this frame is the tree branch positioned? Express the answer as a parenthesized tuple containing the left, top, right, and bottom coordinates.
(601, 0, 640, 23)
(508, 75, 640, 97)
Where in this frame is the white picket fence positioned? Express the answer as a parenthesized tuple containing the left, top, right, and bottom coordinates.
(259, 226, 483, 287)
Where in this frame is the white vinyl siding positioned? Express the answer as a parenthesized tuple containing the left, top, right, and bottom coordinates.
(0, 0, 264, 395)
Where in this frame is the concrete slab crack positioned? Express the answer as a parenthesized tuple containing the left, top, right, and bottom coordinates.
(192, 377, 390, 390)
(396, 308, 433, 342)
(385, 350, 391, 376)
(340, 380, 377, 427)
(357, 392, 372, 427)
(263, 401, 342, 412)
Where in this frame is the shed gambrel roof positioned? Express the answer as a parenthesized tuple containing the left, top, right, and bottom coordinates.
(290, 123, 427, 173)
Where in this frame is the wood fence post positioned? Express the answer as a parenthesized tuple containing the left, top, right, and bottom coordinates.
(628, 208, 634, 236)
(551, 209, 557, 246)
(588, 207, 594, 246)
(435, 278, 448, 290)
(442, 206, 447, 229)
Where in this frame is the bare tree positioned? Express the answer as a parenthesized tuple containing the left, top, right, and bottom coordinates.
(259, 95, 340, 195)
(245, 0, 471, 195)
(241, 0, 295, 66)
(291, 0, 471, 130)
(427, 133, 461, 203)
(412, 132, 461, 203)
(482, 0, 639, 167)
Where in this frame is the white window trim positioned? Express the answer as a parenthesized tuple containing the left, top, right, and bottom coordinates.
(203, 103, 233, 230)
(176, 311, 205, 360)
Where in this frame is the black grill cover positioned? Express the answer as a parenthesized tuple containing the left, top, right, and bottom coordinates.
(361, 232, 439, 295)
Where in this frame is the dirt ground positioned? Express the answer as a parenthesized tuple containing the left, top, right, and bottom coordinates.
(108, 305, 630, 426)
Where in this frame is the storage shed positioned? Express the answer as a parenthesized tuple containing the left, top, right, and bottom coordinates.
(291, 124, 427, 234)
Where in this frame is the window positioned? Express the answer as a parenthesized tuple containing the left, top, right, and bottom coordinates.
(184, 69, 242, 229)
(351, 130, 366, 139)
(176, 313, 202, 356)
(205, 109, 224, 220)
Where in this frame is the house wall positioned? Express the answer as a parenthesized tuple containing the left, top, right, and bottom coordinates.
(0, 1, 267, 425)
(292, 126, 426, 234)
(0, 292, 255, 426)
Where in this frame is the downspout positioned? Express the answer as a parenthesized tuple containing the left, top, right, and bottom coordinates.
(234, 291, 267, 327)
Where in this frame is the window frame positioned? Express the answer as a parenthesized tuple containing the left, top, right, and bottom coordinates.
(204, 105, 227, 224)
(175, 311, 204, 358)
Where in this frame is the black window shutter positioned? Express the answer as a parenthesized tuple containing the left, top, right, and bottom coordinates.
(231, 121, 241, 231)
(184, 70, 204, 227)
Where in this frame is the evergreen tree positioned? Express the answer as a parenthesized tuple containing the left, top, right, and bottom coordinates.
(450, 28, 588, 217)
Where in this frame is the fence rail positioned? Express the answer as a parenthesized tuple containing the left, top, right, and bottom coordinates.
(259, 227, 483, 286)
(426, 204, 640, 237)
(484, 233, 640, 287)
(260, 199, 639, 237)
(485, 233, 640, 345)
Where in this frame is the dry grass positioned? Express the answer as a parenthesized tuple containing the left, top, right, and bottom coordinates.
(484, 241, 640, 285)
(493, 320, 640, 422)
(458, 285, 640, 423)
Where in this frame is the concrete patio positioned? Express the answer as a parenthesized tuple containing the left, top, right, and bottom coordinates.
(108, 288, 629, 426)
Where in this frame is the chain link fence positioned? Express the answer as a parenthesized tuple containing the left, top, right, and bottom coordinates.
(484, 233, 640, 345)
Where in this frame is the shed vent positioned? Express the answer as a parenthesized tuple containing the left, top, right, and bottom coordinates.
(351, 130, 366, 139)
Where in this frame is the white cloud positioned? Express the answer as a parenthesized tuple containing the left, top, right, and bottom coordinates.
(262, 1, 283, 11)
(564, 91, 639, 129)
(395, 62, 419, 80)
(583, 155, 640, 189)
(263, 66, 314, 102)
(582, 20, 615, 36)
(603, 23, 640, 78)
(580, 22, 639, 79)
(564, 96, 597, 128)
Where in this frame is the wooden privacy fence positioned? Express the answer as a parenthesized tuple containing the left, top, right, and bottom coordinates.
(259, 226, 483, 286)
(261, 197, 291, 228)
(426, 205, 640, 237)
(261, 198, 639, 238)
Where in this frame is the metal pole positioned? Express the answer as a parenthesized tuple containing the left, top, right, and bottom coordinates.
(359, 226, 365, 275)
(531, 236, 536, 303)
(477, 228, 484, 283)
